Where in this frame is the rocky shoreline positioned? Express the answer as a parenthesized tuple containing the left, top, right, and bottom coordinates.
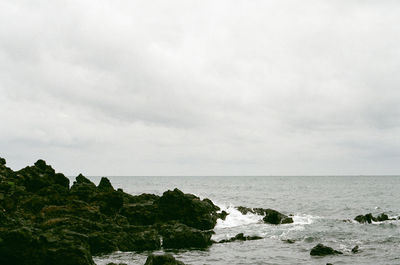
(1, 158, 397, 264)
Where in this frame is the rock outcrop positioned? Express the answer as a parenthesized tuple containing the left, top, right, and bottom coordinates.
(310, 244, 343, 256)
(354, 213, 394, 223)
(144, 254, 185, 265)
(217, 233, 263, 243)
(236, 206, 293, 224)
(0, 158, 220, 265)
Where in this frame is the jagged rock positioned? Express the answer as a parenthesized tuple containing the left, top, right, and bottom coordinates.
(310, 244, 343, 256)
(263, 209, 293, 225)
(97, 177, 114, 191)
(236, 206, 293, 225)
(70, 174, 97, 202)
(17, 160, 70, 192)
(354, 213, 394, 223)
(119, 202, 158, 225)
(217, 233, 262, 243)
(0, 157, 229, 264)
(158, 188, 219, 230)
(144, 254, 185, 265)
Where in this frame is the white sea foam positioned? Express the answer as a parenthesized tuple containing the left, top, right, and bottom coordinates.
(215, 204, 263, 229)
(291, 214, 320, 225)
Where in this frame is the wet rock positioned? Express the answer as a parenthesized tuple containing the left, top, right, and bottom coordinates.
(218, 233, 263, 243)
(236, 206, 293, 224)
(236, 206, 254, 215)
(263, 209, 293, 225)
(310, 244, 343, 256)
(376, 213, 389, 221)
(282, 239, 295, 244)
(159, 223, 213, 249)
(158, 188, 219, 230)
(354, 213, 374, 223)
(0, 157, 226, 264)
(354, 213, 395, 223)
(217, 210, 228, 220)
(144, 254, 185, 265)
(351, 245, 359, 253)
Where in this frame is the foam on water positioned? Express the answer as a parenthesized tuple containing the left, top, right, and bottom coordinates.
(291, 214, 320, 225)
(215, 204, 263, 229)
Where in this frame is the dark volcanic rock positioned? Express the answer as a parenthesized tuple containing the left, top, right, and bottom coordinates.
(263, 209, 293, 225)
(217, 233, 263, 243)
(236, 206, 293, 225)
(217, 210, 228, 220)
(158, 188, 220, 230)
(97, 177, 114, 191)
(354, 213, 394, 223)
(310, 244, 343, 256)
(0, 157, 223, 264)
(159, 223, 213, 249)
(144, 254, 185, 265)
(352, 245, 359, 253)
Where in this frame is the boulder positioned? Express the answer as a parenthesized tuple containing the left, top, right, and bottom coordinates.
(158, 188, 219, 230)
(263, 209, 293, 225)
(310, 243, 343, 256)
(159, 223, 213, 249)
(144, 254, 185, 265)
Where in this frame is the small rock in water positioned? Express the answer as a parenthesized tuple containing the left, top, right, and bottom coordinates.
(263, 209, 293, 225)
(310, 243, 343, 256)
(351, 245, 359, 253)
(218, 233, 263, 243)
(217, 210, 229, 220)
(282, 239, 295, 244)
(144, 254, 185, 265)
(354, 213, 394, 223)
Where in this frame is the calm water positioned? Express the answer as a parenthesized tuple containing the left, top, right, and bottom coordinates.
(86, 176, 400, 265)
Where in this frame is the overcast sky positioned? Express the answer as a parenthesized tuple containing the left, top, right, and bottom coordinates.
(1, 1, 399, 176)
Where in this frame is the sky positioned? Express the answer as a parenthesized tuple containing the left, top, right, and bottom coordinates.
(1, 0, 400, 176)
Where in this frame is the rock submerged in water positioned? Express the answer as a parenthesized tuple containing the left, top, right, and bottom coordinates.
(217, 233, 263, 243)
(0, 157, 221, 265)
(310, 244, 343, 256)
(144, 254, 185, 265)
(351, 245, 359, 253)
(354, 213, 394, 223)
(236, 206, 293, 224)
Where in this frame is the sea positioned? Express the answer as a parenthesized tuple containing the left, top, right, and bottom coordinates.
(86, 176, 400, 265)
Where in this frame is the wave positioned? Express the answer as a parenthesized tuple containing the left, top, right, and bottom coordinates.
(215, 204, 263, 229)
(215, 204, 320, 229)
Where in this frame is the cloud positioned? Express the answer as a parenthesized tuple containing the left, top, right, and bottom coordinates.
(1, 0, 400, 175)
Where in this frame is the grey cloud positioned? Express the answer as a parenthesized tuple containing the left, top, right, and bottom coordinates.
(1, 0, 400, 175)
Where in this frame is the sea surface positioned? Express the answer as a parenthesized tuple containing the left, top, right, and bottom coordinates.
(85, 176, 400, 265)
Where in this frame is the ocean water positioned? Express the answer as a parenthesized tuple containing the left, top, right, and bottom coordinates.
(87, 176, 400, 265)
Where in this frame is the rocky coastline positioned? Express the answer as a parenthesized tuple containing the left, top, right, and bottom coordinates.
(1, 157, 397, 264)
